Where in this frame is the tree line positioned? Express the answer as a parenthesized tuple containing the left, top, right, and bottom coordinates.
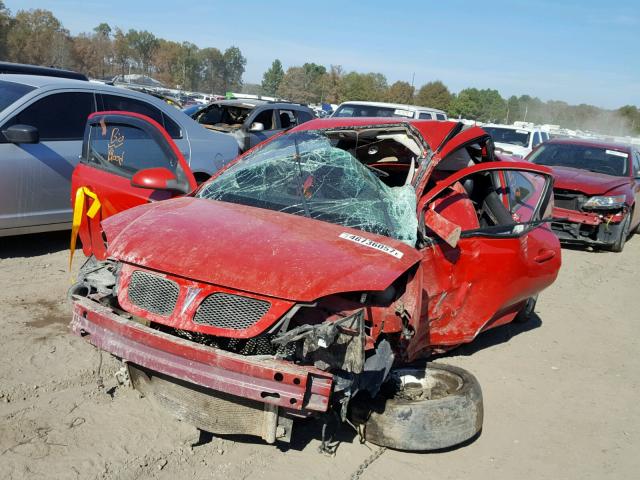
(1, 3, 638, 136)
(0, 3, 246, 93)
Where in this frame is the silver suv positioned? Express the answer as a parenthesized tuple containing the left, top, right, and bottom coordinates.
(0, 74, 239, 237)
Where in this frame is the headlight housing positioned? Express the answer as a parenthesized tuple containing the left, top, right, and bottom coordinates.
(582, 195, 626, 210)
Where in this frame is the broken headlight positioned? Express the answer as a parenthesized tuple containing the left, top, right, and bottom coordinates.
(582, 195, 626, 210)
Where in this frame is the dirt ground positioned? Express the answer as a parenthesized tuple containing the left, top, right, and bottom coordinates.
(1, 231, 639, 480)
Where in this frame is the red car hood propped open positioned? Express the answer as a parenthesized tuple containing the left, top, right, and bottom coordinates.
(102, 197, 421, 302)
(551, 166, 628, 195)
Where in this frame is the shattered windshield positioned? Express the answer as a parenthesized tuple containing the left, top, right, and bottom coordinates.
(197, 131, 418, 245)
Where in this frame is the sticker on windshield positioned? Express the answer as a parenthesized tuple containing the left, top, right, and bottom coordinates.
(339, 232, 404, 259)
(393, 109, 413, 118)
(606, 149, 628, 158)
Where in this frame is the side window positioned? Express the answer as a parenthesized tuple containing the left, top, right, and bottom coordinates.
(436, 113, 447, 120)
(532, 132, 541, 147)
(99, 94, 182, 139)
(252, 109, 275, 130)
(295, 110, 313, 124)
(503, 171, 547, 223)
(277, 109, 297, 129)
(633, 151, 640, 177)
(7, 92, 94, 141)
(85, 122, 181, 178)
(418, 112, 433, 120)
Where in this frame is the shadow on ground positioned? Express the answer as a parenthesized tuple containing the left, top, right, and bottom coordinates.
(438, 312, 543, 358)
(0, 230, 70, 259)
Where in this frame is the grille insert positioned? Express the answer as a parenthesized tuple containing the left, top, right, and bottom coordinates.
(553, 190, 586, 211)
(128, 270, 179, 316)
(193, 293, 270, 330)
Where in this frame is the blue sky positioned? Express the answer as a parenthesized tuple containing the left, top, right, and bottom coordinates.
(6, 0, 639, 108)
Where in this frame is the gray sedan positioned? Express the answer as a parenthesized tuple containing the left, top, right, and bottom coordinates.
(0, 74, 239, 237)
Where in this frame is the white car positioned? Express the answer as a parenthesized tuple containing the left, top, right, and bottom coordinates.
(332, 101, 448, 121)
(483, 124, 549, 158)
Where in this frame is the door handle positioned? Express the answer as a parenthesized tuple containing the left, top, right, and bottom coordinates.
(534, 249, 556, 263)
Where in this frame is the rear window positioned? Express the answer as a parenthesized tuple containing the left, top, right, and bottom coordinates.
(0, 80, 35, 113)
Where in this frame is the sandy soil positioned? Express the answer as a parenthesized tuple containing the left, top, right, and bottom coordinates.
(1, 231, 639, 480)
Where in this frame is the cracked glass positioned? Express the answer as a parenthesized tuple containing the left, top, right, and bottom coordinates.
(198, 131, 418, 245)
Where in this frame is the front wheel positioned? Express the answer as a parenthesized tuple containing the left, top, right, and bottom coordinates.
(349, 363, 483, 451)
(609, 213, 631, 253)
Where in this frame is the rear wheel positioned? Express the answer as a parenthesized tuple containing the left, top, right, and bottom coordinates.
(349, 363, 483, 451)
(609, 213, 631, 253)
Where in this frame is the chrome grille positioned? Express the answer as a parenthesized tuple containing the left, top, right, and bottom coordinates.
(193, 293, 270, 330)
(127, 270, 179, 316)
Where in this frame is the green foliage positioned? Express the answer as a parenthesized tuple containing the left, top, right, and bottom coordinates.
(385, 81, 414, 104)
(450, 88, 506, 123)
(415, 81, 452, 111)
(222, 46, 247, 91)
(339, 72, 388, 102)
(261, 59, 284, 96)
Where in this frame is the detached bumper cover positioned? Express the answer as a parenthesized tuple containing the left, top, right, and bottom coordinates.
(70, 296, 333, 413)
(551, 207, 625, 246)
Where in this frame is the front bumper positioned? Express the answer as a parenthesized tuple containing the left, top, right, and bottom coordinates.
(69, 296, 333, 413)
(551, 207, 625, 246)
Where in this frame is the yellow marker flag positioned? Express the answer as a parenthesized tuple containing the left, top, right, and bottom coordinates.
(69, 186, 101, 271)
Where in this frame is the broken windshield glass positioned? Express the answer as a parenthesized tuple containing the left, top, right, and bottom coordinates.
(198, 131, 418, 246)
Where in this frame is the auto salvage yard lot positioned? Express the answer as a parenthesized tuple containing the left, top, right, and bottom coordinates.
(1, 232, 638, 480)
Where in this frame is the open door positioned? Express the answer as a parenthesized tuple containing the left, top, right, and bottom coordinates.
(413, 161, 560, 354)
(72, 111, 197, 259)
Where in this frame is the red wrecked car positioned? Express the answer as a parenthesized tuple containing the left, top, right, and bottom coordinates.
(527, 138, 640, 252)
(68, 112, 561, 451)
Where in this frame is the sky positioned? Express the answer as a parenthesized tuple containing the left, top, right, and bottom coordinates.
(6, 0, 640, 108)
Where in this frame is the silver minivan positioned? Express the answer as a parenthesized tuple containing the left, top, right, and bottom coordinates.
(0, 74, 239, 237)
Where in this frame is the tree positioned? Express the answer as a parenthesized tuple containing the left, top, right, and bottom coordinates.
(339, 72, 388, 102)
(93, 22, 111, 38)
(449, 88, 506, 122)
(261, 59, 284, 96)
(6, 9, 72, 67)
(415, 81, 453, 111)
(0, 1, 12, 58)
(198, 47, 224, 93)
(277, 67, 311, 103)
(113, 28, 131, 76)
(127, 29, 158, 75)
(222, 46, 246, 92)
(385, 81, 414, 104)
(324, 65, 344, 104)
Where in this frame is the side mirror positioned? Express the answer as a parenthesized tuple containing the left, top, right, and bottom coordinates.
(2, 124, 39, 144)
(131, 167, 189, 194)
(249, 122, 264, 132)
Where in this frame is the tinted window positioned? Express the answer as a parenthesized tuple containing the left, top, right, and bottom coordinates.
(0, 80, 35, 113)
(100, 94, 182, 139)
(632, 151, 640, 177)
(296, 110, 313, 124)
(333, 105, 413, 118)
(7, 92, 93, 141)
(436, 113, 447, 120)
(86, 123, 181, 178)
(483, 127, 530, 147)
(504, 171, 546, 223)
(418, 112, 433, 120)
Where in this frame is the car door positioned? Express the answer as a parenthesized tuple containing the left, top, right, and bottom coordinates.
(244, 107, 276, 150)
(72, 111, 197, 258)
(0, 91, 95, 233)
(631, 150, 640, 228)
(412, 161, 560, 356)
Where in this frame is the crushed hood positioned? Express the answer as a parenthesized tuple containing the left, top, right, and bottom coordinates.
(102, 197, 421, 302)
(551, 166, 629, 195)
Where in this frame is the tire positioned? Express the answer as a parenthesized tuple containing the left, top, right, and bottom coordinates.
(609, 213, 631, 253)
(513, 295, 538, 323)
(349, 363, 483, 451)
